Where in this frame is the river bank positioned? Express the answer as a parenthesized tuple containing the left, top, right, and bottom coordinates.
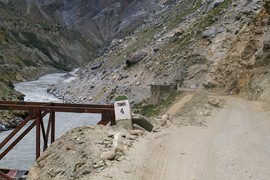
(0, 71, 100, 170)
(0, 67, 69, 132)
(0, 72, 63, 133)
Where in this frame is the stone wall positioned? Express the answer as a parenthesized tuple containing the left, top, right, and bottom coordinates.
(149, 85, 173, 104)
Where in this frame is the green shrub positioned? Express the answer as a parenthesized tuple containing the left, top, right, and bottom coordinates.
(115, 95, 128, 101)
(133, 91, 181, 117)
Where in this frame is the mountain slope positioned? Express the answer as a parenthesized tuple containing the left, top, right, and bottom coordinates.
(1, 0, 270, 125)
(0, 2, 96, 126)
(1, 0, 161, 46)
(49, 0, 270, 105)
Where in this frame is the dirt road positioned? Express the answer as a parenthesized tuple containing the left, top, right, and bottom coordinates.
(132, 96, 270, 180)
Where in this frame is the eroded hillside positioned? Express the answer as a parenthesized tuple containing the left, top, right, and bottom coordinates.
(1, 0, 270, 127)
(50, 0, 270, 106)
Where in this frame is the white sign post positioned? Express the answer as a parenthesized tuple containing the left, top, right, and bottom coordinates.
(189, 84, 196, 92)
(114, 100, 132, 121)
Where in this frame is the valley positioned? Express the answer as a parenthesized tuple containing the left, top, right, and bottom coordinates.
(0, 0, 270, 179)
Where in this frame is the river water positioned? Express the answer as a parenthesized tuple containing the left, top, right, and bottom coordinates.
(0, 72, 100, 170)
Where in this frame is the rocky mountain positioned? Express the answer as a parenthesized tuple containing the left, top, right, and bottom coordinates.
(48, 0, 270, 106)
(0, 0, 269, 128)
(0, 1, 96, 97)
(0, 1, 96, 126)
(0, 0, 270, 179)
(1, 0, 162, 47)
(0, 0, 175, 127)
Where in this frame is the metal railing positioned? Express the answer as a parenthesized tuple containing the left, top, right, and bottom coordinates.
(0, 101, 115, 179)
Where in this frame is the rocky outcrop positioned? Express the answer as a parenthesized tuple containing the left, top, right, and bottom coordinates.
(201, 0, 270, 101)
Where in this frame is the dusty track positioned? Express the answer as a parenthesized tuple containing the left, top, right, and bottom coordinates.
(132, 96, 270, 180)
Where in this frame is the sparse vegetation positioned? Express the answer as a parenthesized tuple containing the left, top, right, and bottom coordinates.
(133, 91, 181, 117)
(115, 95, 128, 101)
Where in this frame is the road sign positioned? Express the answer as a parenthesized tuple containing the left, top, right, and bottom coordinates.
(189, 84, 196, 91)
(114, 100, 132, 121)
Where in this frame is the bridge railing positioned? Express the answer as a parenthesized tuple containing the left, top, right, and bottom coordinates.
(0, 101, 115, 162)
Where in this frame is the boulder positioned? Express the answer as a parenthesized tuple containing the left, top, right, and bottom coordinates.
(100, 151, 116, 160)
(130, 129, 144, 136)
(110, 38, 121, 48)
(203, 78, 218, 88)
(91, 62, 103, 70)
(161, 114, 170, 126)
(152, 126, 161, 133)
(0, 124, 6, 131)
(208, 98, 220, 107)
(213, 0, 224, 8)
(202, 28, 217, 39)
(203, 109, 211, 116)
(126, 50, 147, 66)
(132, 114, 154, 132)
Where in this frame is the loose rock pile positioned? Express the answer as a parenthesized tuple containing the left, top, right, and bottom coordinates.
(27, 124, 147, 180)
(26, 92, 224, 180)
(174, 93, 226, 126)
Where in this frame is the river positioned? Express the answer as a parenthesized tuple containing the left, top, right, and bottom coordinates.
(0, 72, 100, 170)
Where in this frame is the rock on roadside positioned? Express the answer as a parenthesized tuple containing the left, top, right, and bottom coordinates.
(27, 125, 144, 180)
